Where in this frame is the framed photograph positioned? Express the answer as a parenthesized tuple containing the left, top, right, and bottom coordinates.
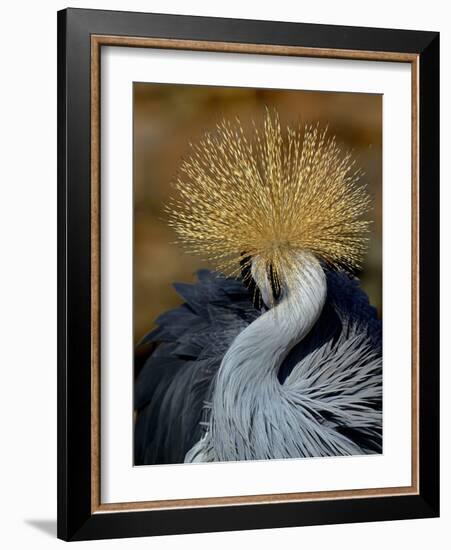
(57, 8, 439, 541)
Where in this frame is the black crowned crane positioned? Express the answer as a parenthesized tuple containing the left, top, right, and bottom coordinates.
(134, 111, 382, 465)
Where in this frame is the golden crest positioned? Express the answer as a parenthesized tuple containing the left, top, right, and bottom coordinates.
(167, 110, 371, 287)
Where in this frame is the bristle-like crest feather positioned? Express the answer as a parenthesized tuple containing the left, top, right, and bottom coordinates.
(166, 110, 371, 285)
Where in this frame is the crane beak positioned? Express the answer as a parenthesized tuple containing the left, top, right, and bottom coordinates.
(240, 254, 262, 309)
(244, 255, 283, 309)
(267, 263, 281, 302)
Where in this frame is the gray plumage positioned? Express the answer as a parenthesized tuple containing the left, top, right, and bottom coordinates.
(134, 262, 382, 465)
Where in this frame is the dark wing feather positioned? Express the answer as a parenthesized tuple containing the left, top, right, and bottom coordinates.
(134, 268, 382, 464)
(134, 270, 259, 465)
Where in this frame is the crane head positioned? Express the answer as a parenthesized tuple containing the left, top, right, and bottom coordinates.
(167, 109, 371, 292)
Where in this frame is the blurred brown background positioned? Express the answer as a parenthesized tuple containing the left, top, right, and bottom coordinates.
(133, 83, 382, 344)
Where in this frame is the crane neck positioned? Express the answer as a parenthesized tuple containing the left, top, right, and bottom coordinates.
(187, 252, 328, 462)
(231, 253, 327, 379)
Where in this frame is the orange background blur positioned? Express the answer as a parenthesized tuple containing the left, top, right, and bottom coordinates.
(133, 83, 382, 344)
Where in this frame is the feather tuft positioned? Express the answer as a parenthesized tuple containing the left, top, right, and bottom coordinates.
(166, 110, 371, 289)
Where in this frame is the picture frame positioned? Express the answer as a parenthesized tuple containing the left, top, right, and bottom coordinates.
(57, 7, 439, 541)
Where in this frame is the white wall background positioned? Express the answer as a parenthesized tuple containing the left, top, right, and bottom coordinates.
(0, 1, 448, 548)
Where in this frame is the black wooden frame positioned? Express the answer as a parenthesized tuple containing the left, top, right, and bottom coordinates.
(57, 7, 439, 541)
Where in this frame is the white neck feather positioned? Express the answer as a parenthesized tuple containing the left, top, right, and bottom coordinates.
(244, 254, 327, 378)
(189, 253, 327, 461)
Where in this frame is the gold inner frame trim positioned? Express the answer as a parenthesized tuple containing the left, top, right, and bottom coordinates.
(90, 34, 420, 514)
